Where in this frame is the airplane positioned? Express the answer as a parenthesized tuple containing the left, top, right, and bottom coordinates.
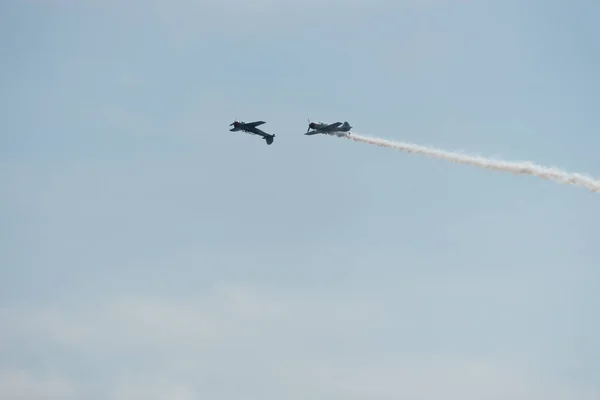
(229, 120, 275, 145)
(306, 119, 352, 135)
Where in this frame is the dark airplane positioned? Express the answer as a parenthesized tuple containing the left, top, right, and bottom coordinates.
(306, 120, 352, 135)
(229, 120, 275, 145)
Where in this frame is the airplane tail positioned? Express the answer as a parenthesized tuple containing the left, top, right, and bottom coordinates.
(341, 121, 352, 131)
(265, 135, 274, 145)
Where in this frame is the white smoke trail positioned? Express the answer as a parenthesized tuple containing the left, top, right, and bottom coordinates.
(333, 132, 600, 193)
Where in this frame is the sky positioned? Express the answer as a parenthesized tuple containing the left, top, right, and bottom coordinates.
(1, 0, 600, 399)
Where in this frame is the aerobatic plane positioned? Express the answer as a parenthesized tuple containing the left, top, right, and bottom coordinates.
(306, 120, 352, 135)
(229, 120, 275, 145)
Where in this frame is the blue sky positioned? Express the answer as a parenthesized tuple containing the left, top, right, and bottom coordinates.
(2, 0, 599, 399)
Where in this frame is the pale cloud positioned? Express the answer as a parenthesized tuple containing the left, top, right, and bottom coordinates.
(1, 283, 596, 400)
(273, 360, 594, 400)
(0, 283, 379, 353)
(108, 378, 196, 400)
(0, 369, 79, 400)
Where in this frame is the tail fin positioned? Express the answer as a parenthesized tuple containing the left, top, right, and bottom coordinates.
(265, 135, 274, 145)
(341, 121, 352, 131)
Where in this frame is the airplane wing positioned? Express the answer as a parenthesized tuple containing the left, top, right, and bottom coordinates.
(305, 131, 321, 135)
(324, 122, 342, 130)
(246, 121, 266, 127)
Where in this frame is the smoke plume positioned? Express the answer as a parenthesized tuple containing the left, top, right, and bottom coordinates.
(335, 132, 600, 193)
